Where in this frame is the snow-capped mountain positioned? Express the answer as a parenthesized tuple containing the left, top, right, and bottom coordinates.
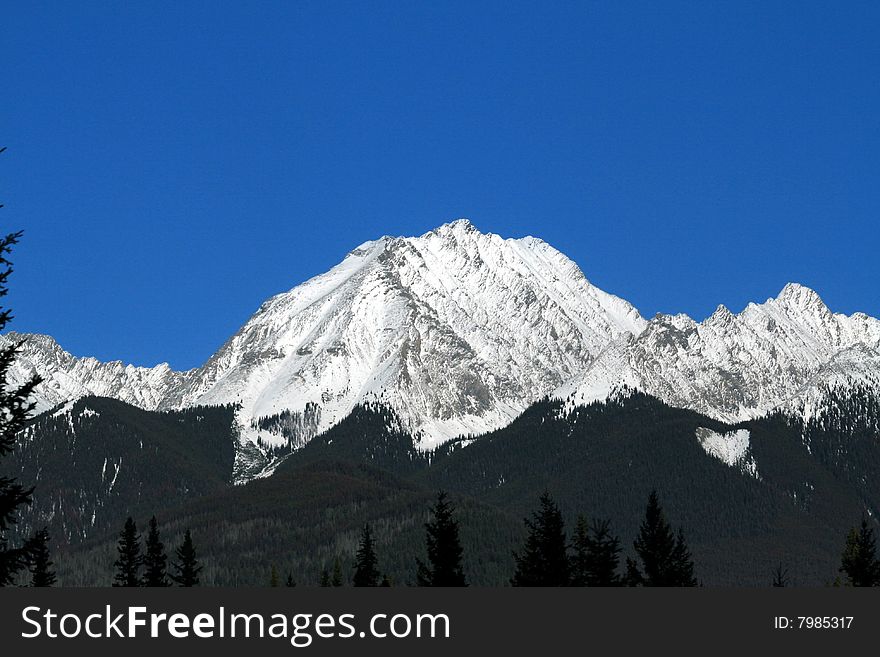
(555, 283, 880, 422)
(5, 220, 880, 474)
(167, 219, 645, 447)
(3, 219, 644, 453)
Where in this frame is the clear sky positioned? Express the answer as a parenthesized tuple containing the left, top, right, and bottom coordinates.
(2, 2, 878, 370)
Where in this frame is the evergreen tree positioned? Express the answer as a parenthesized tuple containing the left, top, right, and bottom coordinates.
(112, 517, 142, 587)
(319, 569, 331, 587)
(0, 228, 42, 586)
(839, 519, 880, 587)
(286, 573, 296, 587)
(416, 491, 467, 586)
(772, 563, 788, 587)
(28, 528, 56, 587)
(141, 516, 169, 586)
(352, 523, 380, 587)
(269, 564, 279, 587)
(511, 492, 570, 586)
(570, 516, 621, 586)
(627, 491, 697, 586)
(170, 529, 201, 587)
(331, 557, 344, 586)
(380, 574, 392, 587)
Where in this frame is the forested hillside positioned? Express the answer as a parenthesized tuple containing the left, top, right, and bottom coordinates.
(7, 390, 880, 586)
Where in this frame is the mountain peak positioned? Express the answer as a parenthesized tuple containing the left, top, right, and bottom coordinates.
(428, 218, 479, 237)
(774, 282, 828, 314)
(707, 304, 735, 325)
(168, 218, 647, 453)
(444, 217, 476, 230)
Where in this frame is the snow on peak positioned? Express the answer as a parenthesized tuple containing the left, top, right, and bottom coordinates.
(773, 282, 830, 316)
(0, 332, 195, 416)
(776, 281, 819, 302)
(435, 217, 477, 232)
(707, 304, 734, 325)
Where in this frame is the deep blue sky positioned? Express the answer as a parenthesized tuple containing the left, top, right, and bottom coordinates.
(2, 2, 878, 369)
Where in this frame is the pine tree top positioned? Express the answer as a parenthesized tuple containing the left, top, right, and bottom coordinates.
(511, 492, 569, 586)
(170, 529, 201, 587)
(353, 523, 381, 587)
(418, 490, 467, 586)
(112, 517, 142, 587)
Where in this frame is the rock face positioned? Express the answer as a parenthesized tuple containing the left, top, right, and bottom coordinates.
(3, 219, 644, 452)
(0, 332, 195, 415)
(555, 283, 880, 422)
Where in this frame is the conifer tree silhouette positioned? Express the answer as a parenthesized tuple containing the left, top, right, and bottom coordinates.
(113, 517, 142, 587)
(142, 516, 170, 586)
(353, 524, 380, 587)
(627, 491, 697, 586)
(570, 516, 621, 586)
(170, 529, 202, 587)
(417, 491, 467, 586)
(28, 528, 56, 587)
(0, 226, 42, 586)
(511, 492, 570, 586)
(839, 519, 880, 586)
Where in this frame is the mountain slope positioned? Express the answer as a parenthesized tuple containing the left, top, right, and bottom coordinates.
(4, 397, 237, 549)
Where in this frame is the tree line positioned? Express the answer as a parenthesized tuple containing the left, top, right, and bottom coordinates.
(265, 488, 880, 588)
(281, 490, 468, 587)
(111, 517, 202, 587)
(509, 490, 697, 586)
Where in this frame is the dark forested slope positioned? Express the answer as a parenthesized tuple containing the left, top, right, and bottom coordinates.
(9, 389, 880, 586)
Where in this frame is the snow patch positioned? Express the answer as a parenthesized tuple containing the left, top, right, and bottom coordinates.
(51, 400, 75, 418)
(108, 459, 122, 492)
(695, 427, 758, 478)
